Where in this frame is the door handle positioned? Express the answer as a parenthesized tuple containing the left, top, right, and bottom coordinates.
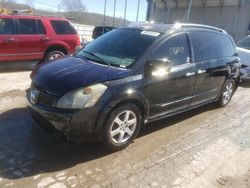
(198, 69, 206, 74)
(186, 72, 195, 77)
(41, 37, 49, 41)
(4, 38, 16, 42)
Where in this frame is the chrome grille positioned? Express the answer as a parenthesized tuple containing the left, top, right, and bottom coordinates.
(38, 91, 58, 106)
(31, 83, 59, 107)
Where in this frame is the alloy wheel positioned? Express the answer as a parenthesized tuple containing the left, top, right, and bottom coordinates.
(109, 110, 137, 144)
(222, 82, 233, 105)
(49, 53, 63, 60)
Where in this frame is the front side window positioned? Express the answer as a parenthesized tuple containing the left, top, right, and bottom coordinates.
(190, 31, 236, 62)
(50, 20, 77, 34)
(19, 19, 37, 34)
(0, 18, 16, 35)
(150, 33, 190, 66)
(78, 28, 160, 68)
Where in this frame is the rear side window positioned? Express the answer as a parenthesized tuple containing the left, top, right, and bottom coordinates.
(19, 19, 46, 34)
(150, 33, 190, 66)
(0, 18, 16, 34)
(190, 31, 236, 62)
(50, 20, 77, 34)
(19, 19, 37, 34)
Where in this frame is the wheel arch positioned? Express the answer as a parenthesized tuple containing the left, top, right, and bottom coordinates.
(43, 45, 69, 61)
(45, 45, 68, 55)
(95, 93, 149, 137)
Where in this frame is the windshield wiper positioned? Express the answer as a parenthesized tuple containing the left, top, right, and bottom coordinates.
(83, 51, 110, 67)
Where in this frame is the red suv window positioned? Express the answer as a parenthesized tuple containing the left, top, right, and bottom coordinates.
(19, 19, 37, 34)
(18, 19, 46, 35)
(37, 19, 46, 34)
(50, 20, 77, 35)
(0, 18, 16, 34)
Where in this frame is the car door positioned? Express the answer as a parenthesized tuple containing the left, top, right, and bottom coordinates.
(144, 33, 196, 119)
(189, 31, 237, 106)
(17, 18, 48, 61)
(0, 17, 19, 61)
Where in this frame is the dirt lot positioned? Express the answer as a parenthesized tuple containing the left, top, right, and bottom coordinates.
(0, 71, 250, 188)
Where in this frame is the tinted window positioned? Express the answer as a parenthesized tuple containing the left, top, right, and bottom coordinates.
(190, 32, 235, 62)
(0, 18, 15, 34)
(37, 20, 46, 34)
(50, 20, 77, 34)
(150, 33, 190, 66)
(19, 19, 37, 34)
(78, 29, 159, 68)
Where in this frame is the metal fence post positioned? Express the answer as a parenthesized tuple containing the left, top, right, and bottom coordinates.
(103, 0, 107, 26)
(124, 0, 127, 26)
(136, 0, 141, 22)
(113, 0, 117, 26)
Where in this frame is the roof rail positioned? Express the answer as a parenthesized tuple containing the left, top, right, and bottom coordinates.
(19, 14, 63, 18)
(174, 23, 227, 34)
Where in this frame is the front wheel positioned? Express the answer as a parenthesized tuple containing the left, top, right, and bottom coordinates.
(217, 79, 235, 107)
(103, 104, 142, 151)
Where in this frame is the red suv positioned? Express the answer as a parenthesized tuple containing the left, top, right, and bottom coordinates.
(0, 14, 80, 62)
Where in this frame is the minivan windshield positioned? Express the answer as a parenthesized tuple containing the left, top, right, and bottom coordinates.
(77, 28, 160, 68)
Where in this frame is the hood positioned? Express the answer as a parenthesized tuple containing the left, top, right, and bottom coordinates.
(32, 56, 132, 96)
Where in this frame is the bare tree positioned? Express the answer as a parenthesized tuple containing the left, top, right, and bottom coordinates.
(61, 0, 86, 20)
(1, 0, 12, 8)
(24, 0, 34, 8)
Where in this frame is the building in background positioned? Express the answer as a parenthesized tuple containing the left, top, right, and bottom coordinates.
(146, 0, 250, 41)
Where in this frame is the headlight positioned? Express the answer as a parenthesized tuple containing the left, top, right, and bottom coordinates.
(56, 84, 107, 109)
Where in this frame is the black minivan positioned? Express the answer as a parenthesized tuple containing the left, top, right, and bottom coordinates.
(92, 26, 116, 39)
(27, 23, 241, 151)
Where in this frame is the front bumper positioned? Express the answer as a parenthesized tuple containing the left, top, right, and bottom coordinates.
(27, 96, 102, 143)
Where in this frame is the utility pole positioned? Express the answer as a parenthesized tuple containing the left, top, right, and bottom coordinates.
(136, 0, 140, 22)
(186, 0, 193, 22)
(1, 0, 5, 8)
(124, 0, 127, 26)
(58, 4, 61, 16)
(113, 0, 116, 26)
(103, 0, 107, 26)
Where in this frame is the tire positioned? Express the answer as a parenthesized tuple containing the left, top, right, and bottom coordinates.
(45, 50, 65, 61)
(217, 79, 235, 107)
(103, 104, 142, 151)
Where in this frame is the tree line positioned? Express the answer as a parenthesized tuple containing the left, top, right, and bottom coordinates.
(1, 0, 130, 26)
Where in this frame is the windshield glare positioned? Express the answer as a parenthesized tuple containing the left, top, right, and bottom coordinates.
(77, 28, 160, 68)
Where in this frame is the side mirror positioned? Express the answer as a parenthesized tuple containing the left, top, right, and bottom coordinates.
(145, 59, 171, 78)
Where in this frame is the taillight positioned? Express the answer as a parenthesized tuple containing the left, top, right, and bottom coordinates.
(76, 35, 81, 46)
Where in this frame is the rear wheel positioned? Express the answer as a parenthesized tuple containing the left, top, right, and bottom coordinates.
(217, 79, 235, 107)
(103, 104, 142, 151)
(45, 50, 65, 61)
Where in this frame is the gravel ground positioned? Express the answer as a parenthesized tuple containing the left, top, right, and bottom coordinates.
(0, 71, 250, 188)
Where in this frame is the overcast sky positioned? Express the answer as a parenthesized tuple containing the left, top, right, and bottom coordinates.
(15, 0, 148, 22)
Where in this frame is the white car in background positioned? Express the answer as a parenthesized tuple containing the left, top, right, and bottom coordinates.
(237, 47, 250, 80)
